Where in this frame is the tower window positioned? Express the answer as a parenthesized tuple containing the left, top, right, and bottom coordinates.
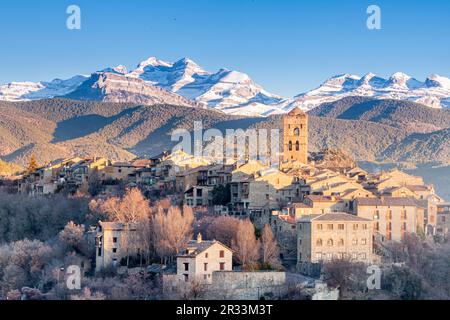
(294, 128, 300, 136)
(288, 141, 293, 151)
(296, 141, 300, 151)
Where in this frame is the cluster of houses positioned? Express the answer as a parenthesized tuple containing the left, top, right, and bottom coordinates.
(16, 108, 450, 297)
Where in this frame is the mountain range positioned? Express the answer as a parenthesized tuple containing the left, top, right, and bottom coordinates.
(1, 56, 449, 116)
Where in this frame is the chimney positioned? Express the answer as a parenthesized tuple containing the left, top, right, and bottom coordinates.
(197, 233, 203, 243)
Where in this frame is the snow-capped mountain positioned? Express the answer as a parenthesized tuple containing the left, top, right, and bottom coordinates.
(0, 75, 88, 101)
(127, 57, 288, 116)
(64, 71, 198, 108)
(1, 55, 449, 116)
(293, 72, 450, 110)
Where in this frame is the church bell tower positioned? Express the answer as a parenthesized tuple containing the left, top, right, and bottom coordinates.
(282, 107, 308, 165)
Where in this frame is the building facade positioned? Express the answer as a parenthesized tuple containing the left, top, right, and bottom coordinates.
(297, 213, 374, 269)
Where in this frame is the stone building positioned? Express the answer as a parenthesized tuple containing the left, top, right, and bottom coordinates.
(297, 213, 374, 270)
(282, 107, 308, 166)
(436, 202, 450, 238)
(355, 197, 421, 242)
(174, 234, 233, 284)
(95, 221, 139, 272)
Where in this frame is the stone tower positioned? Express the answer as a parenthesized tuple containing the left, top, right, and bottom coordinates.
(283, 107, 308, 165)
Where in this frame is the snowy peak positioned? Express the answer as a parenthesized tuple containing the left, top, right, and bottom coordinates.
(0, 75, 88, 101)
(293, 72, 450, 110)
(425, 74, 450, 89)
(136, 56, 172, 69)
(384, 72, 423, 89)
(98, 65, 128, 75)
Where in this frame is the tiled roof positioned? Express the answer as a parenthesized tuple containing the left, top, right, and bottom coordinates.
(99, 221, 138, 231)
(406, 185, 430, 192)
(177, 239, 231, 258)
(306, 195, 341, 202)
(355, 197, 417, 207)
(299, 212, 371, 222)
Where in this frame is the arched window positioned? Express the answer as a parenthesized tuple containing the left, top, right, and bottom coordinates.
(316, 239, 323, 247)
(288, 141, 293, 151)
(295, 141, 300, 151)
(338, 239, 344, 246)
(294, 128, 300, 136)
(327, 239, 333, 246)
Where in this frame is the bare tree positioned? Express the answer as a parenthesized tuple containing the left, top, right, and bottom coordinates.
(260, 224, 281, 269)
(232, 219, 260, 270)
(91, 188, 151, 223)
(203, 215, 240, 248)
(152, 205, 194, 263)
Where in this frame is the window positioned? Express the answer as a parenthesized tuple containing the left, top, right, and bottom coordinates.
(295, 141, 300, 151)
(361, 238, 367, 245)
(375, 222, 379, 231)
(316, 253, 322, 261)
(294, 128, 300, 136)
(184, 263, 189, 271)
(387, 210, 392, 220)
(352, 239, 358, 246)
(316, 239, 323, 247)
(219, 262, 225, 271)
(97, 247, 102, 257)
(327, 224, 334, 230)
(361, 253, 367, 260)
(184, 274, 189, 282)
(401, 210, 407, 220)
(205, 253, 209, 258)
(327, 239, 333, 246)
(112, 248, 117, 253)
(204, 263, 208, 271)
(338, 224, 344, 230)
(373, 210, 380, 220)
(219, 250, 225, 258)
(387, 222, 392, 231)
(317, 224, 323, 230)
(326, 253, 333, 260)
(113, 237, 118, 243)
(401, 222, 407, 231)
(289, 141, 293, 151)
(362, 224, 368, 230)
(352, 253, 358, 260)
(338, 239, 344, 246)
(353, 224, 359, 231)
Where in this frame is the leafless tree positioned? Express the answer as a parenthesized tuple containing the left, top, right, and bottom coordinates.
(232, 219, 260, 270)
(260, 224, 281, 269)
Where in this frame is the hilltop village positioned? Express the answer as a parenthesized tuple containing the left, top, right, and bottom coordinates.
(5, 107, 450, 300)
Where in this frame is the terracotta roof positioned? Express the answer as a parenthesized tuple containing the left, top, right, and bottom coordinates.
(355, 197, 417, 207)
(278, 214, 296, 224)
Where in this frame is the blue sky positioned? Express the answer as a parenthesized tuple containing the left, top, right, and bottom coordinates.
(0, 0, 449, 96)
